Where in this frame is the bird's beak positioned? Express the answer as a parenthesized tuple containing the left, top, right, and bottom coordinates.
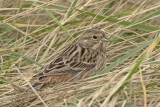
(102, 35, 109, 42)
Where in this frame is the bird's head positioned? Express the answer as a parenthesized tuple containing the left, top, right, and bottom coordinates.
(78, 29, 109, 52)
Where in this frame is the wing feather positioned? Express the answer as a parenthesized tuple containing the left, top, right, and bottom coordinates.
(35, 44, 99, 80)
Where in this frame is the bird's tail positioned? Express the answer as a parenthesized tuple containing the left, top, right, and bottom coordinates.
(31, 82, 42, 90)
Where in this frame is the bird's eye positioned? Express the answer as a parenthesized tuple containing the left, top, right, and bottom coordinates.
(92, 35, 97, 39)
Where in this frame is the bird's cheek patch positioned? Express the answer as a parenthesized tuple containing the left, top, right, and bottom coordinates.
(84, 40, 88, 43)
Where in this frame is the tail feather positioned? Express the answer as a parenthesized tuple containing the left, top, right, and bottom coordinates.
(32, 82, 42, 89)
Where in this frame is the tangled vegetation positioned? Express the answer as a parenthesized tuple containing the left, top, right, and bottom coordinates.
(0, 0, 160, 106)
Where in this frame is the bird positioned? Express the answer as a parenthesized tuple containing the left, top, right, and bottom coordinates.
(31, 29, 109, 89)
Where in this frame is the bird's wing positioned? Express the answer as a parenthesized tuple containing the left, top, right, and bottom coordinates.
(35, 44, 99, 79)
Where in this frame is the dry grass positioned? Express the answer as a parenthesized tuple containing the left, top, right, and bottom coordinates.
(0, 0, 160, 107)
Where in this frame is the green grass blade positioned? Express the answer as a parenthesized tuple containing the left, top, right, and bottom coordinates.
(115, 35, 160, 93)
(39, 9, 71, 62)
(98, 37, 159, 75)
(33, 19, 92, 35)
(75, 9, 160, 32)
(135, 8, 160, 23)
(67, 0, 78, 18)
(0, 79, 9, 84)
(146, 80, 160, 88)
(149, 61, 160, 64)
(7, 50, 44, 68)
(44, 8, 70, 36)
(0, 24, 12, 32)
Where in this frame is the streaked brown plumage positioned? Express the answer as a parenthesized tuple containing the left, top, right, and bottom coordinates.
(31, 29, 108, 89)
